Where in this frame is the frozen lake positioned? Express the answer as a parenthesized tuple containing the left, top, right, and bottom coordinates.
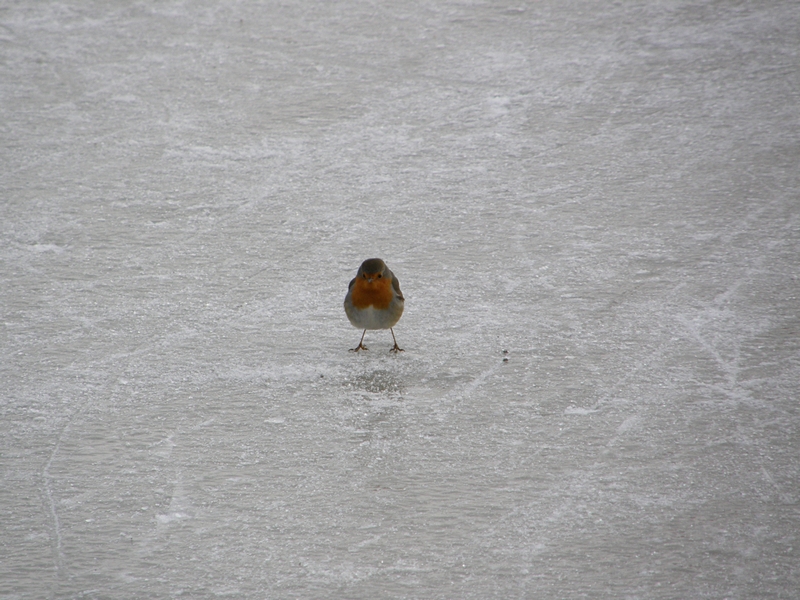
(2, 1, 799, 598)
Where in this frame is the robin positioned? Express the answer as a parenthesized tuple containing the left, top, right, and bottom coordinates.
(344, 258, 404, 353)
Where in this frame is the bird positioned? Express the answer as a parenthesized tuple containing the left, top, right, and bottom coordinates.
(344, 258, 404, 353)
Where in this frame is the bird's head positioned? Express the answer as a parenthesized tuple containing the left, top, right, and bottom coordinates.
(358, 258, 387, 284)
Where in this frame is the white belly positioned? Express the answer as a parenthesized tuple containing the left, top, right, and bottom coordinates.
(345, 303, 403, 330)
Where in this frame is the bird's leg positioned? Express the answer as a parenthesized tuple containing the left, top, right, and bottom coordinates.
(349, 329, 368, 352)
(389, 328, 404, 353)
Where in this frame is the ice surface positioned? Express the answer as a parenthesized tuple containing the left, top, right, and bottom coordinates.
(2, 1, 799, 598)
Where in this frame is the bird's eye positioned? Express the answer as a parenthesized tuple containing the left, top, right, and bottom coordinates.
(377, 273, 382, 278)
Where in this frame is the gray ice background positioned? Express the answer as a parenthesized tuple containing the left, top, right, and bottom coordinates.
(2, 1, 799, 598)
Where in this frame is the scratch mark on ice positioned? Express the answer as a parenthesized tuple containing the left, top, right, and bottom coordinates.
(43, 423, 69, 575)
(460, 361, 504, 398)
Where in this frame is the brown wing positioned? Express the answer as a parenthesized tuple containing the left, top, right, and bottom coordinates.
(391, 274, 404, 301)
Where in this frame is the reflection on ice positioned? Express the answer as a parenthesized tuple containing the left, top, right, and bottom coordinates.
(345, 369, 404, 395)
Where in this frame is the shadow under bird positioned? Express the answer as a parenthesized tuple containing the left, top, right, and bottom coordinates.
(344, 258, 404, 353)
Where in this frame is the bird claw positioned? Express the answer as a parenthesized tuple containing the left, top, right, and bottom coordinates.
(349, 344, 368, 352)
(390, 344, 404, 353)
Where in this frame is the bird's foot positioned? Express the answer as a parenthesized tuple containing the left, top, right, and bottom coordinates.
(390, 344, 404, 353)
(349, 343, 368, 352)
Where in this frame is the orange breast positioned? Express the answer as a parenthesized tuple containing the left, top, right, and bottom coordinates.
(351, 277, 394, 310)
